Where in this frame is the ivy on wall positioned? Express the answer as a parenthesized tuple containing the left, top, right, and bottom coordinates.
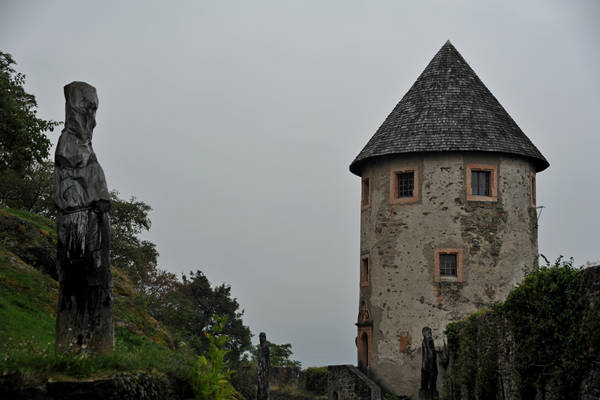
(443, 257, 600, 399)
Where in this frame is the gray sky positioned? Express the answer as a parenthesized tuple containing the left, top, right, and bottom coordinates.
(1, 1, 599, 367)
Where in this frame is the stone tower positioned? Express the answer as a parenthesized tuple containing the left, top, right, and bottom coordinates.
(349, 42, 548, 397)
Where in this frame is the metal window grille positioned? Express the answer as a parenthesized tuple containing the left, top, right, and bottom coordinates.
(471, 170, 490, 196)
(439, 254, 457, 277)
(396, 172, 414, 198)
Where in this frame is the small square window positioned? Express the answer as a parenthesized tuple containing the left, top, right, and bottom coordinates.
(396, 172, 414, 198)
(466, 164, 497, 202)
(361, 177, 370, 209)
(434, 248, 463, 282)
(439, 254, 457, 277)
(471, 170, 490, 196)
(390, 167, 419, 204)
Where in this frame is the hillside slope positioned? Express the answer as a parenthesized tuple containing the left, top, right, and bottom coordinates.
(0, 206, 188, 382)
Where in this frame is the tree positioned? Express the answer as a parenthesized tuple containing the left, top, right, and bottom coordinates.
(109, 190, 159, 290)
(145, 269, 252, 363)
(0, 160, 54, 216)
(251, 341, 301, 369)
(180, 271, 252, 362)
(0, 52, 60, 210)
(0, 52, 59, 174)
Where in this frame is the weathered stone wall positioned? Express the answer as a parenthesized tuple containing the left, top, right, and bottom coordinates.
(358, 152, 538, 397)
(328, 365, 382, 400)
(0, 372, 190, 400)
(271, 366, 303, 388)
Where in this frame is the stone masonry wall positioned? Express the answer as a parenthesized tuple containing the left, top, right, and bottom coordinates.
(358, 152, 538, 397)
(328, 365, 382, 400)
(0, 372, 189, 400)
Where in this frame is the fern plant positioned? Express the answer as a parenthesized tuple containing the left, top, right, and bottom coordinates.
(191, 315, 237, 400)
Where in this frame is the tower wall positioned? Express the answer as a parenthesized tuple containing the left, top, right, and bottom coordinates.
(357, 152, 538, 397)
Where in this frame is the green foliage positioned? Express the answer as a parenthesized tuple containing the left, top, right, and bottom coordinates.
(229, 355, 257, 400)
(250, 341, 302, 369)
(149, 270, 252, 366)
(443, 309, 499, 400)
(0, 52, 59, 174)
(503, 256, 591, 398)
(443, 256, 599, 399)
(0, 208, 189, 381)
(109, 190, 159, 290)
(0, 160, 55, 217)
(0, 52, 59, 213)
(190, 315, 237, 400)
(0, 200, 257, 396)
(0, 204, 54, 236)
(1, 328, 193, 383)
(303, 367, 327, 395)
(0, 246, 192, 383)
(0, 245, 58, 346)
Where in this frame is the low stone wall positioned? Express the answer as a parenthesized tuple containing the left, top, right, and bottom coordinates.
(327, 365, 381, 400)
(272, 366, 303, 388)
(0, 372, 190, 400)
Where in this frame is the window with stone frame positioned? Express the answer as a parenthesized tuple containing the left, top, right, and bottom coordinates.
(434, 248, 463, 282)
(361, 177, 370, 210)
(356, 301, 372, 370)
(390, 167, 419, 204)
(360, 255, 370, 287)
(471, 170, 490, 196)
(396, 171, 414, 197)
(439, 254, 457, 277)
(466, 164, 497, 202)
(530, 172, 536, 207)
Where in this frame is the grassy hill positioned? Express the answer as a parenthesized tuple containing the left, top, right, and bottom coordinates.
(0, 206, 192, 384)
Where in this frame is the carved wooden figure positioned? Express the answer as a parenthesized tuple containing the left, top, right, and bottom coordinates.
(257, 332, 270, 400)
(420, 327, 439, 400)
(54, 82, 114, 354)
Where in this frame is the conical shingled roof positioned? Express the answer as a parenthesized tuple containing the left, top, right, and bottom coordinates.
(349, 41, 549, 175)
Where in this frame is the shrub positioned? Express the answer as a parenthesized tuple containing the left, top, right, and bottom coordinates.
(190, 315, 237, 400)
(304, 367, 327, 394)
(443, 256, 599, 399)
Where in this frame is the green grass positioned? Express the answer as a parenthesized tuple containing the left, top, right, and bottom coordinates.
(0, 246, 57, 347)
(1, 328, 193, 384)
(0, 207, 194, 384)
(0, 206, 55, 237)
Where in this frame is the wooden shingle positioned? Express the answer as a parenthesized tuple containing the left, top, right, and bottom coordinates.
(349, 41, 549, 175)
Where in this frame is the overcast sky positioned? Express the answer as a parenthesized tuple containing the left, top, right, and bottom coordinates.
(1, 1, 599, 367)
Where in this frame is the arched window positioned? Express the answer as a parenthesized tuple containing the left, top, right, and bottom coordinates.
(356, 301, 372, 371)
(358, 332, 369, 369)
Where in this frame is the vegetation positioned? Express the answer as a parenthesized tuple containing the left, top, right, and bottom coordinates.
(0, 220, 192, 384)
(443, 256, 600, 400)
(250, 341, 302, 369)
(0, 52, 60, 211)
(0, 56, 312, 398)
(303, 367, 328, 395)
(0, 205, 256, 397)
(190, 315, 238, 400)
